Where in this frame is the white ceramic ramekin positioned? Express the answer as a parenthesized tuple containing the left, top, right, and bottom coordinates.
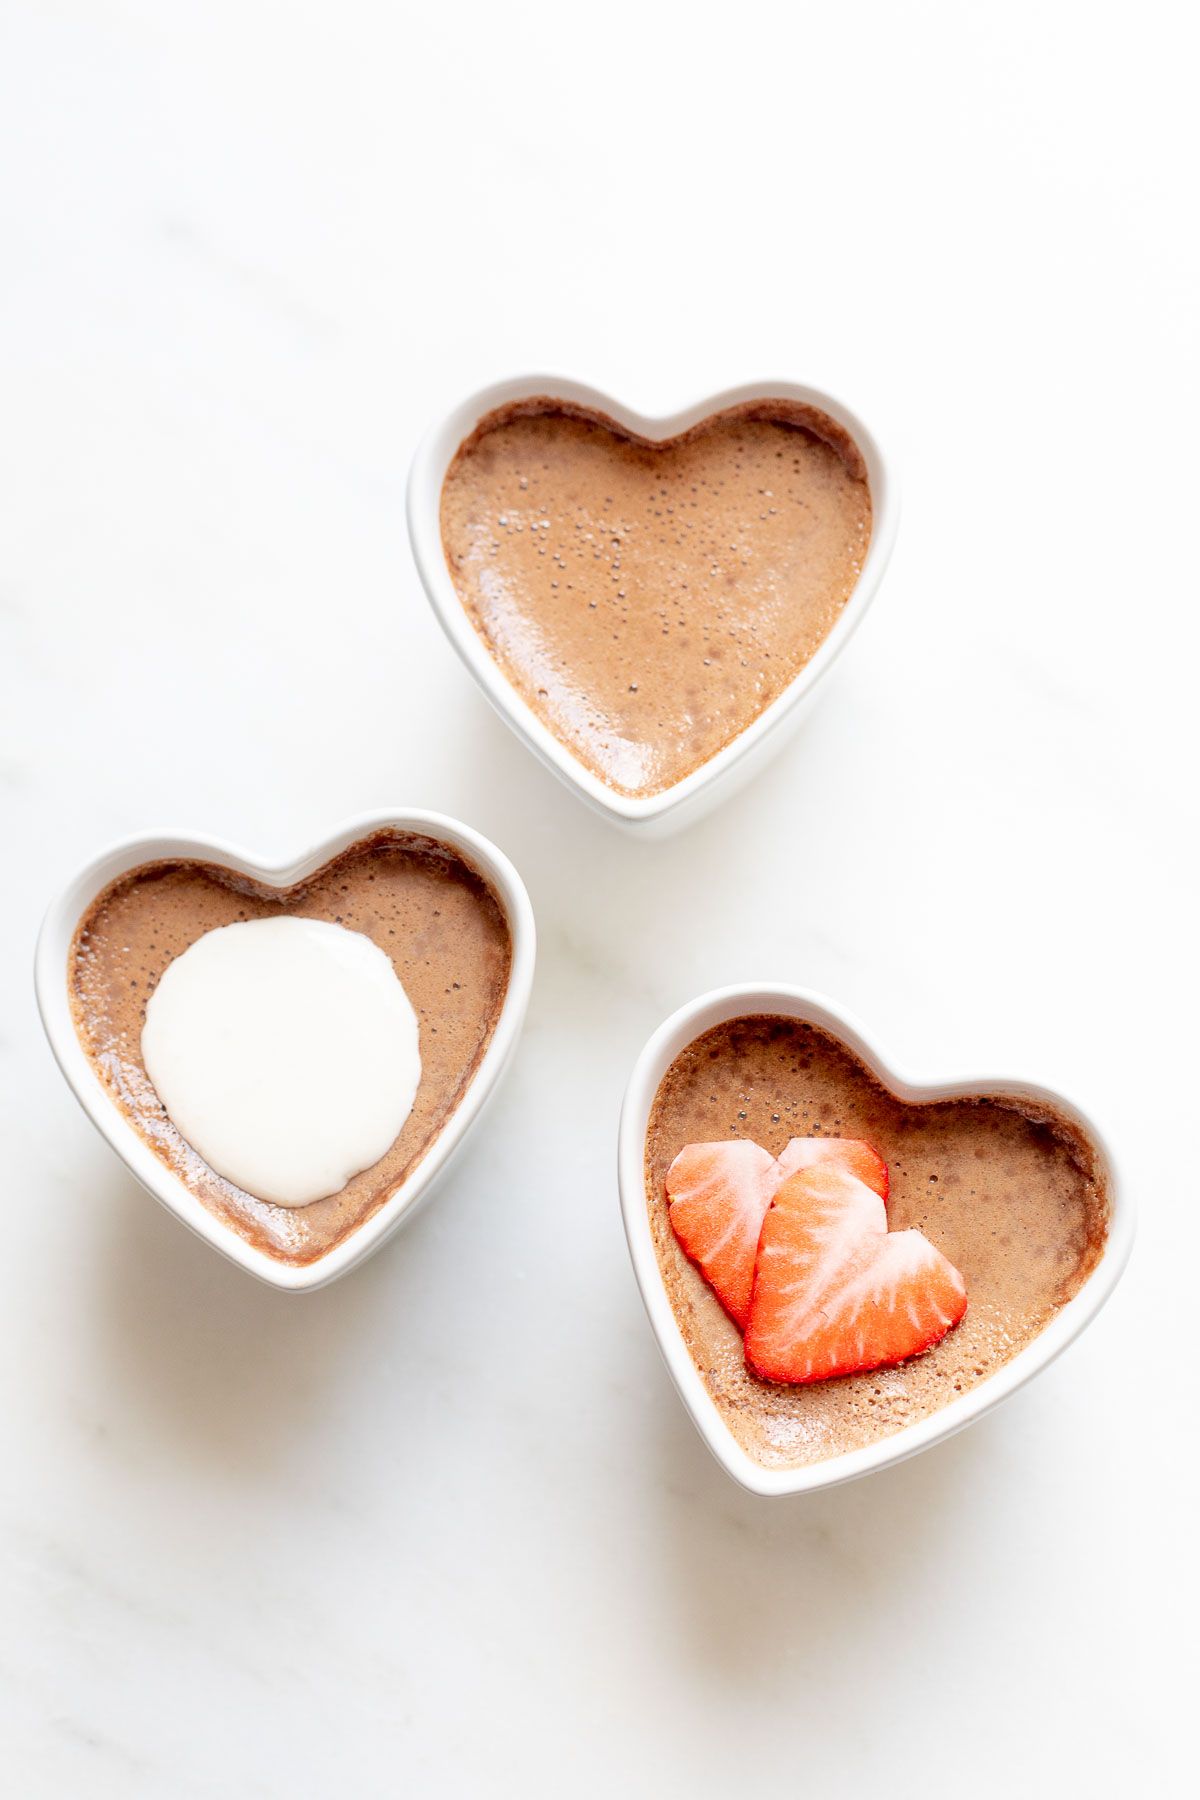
(618, 984, 1132, 1497)
(407, 375, 898, 834)
(35, 810, 536, 1292)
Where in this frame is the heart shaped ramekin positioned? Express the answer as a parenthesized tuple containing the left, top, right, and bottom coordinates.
(35, 810, 536, 1292)
(618, 984, 1132, 1496)
(407, 376, 898, 834)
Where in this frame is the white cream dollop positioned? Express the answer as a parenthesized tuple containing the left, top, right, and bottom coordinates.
(141, 916, 421, 1207)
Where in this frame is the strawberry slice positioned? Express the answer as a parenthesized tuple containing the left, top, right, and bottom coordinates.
(744, 1161, 967, 1384)
(777, 1135, 889, 1205)
(665, 1136, 888, 1329)
(664, 1140, 779, 1328)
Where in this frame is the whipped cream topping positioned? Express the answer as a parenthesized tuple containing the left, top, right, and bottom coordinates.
(141, 916, 421, 1207)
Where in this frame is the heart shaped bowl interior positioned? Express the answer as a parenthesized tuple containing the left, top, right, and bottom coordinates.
(618, 984, 1132, 1496)
(35, 810, 536, 1292)
(407, 375, 898, 835)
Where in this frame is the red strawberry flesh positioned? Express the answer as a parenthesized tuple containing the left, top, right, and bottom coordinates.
(665, 1136, 888, 1329)
(744, 1161, 967, 1384)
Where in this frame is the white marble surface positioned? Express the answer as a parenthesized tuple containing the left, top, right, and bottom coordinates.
(2, 3, 1195, 1794)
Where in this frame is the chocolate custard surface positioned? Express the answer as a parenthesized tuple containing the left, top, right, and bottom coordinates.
(439, 400, 872, 796)
(71, 831, 512, 1265)
(645, 1016, 1108, 1470)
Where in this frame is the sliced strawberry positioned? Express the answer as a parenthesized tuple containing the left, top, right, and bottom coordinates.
(778, 1135, 889, 1205)
(665, 1135, 888, 1329)
(744, 1161, 967, 1384)
(665, 1141, 779, 1328)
